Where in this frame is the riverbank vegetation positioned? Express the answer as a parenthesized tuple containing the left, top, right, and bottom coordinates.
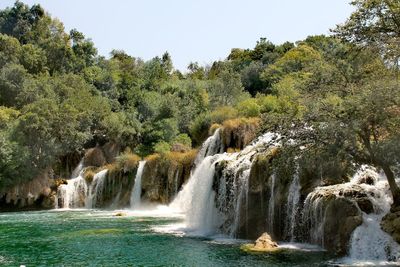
(0, 0, 399, 207)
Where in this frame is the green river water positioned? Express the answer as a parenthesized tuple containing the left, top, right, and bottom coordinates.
(0, 209, 336, 267)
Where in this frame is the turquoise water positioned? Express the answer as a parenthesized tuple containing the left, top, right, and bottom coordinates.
(0, 209, 334, 266)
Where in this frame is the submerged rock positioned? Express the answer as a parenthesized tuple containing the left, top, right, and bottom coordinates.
(241, 232, 279, 252)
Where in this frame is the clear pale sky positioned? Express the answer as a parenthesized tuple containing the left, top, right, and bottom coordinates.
(0, 0, 354, 71)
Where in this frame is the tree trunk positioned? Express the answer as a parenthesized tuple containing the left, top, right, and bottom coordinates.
(381, 163, 400, 208)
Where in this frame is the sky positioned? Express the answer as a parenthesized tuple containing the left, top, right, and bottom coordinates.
(0, 0, 354, 71)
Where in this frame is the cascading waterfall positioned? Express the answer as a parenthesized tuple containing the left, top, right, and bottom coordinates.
(171, 131, 280, 236)
(303, 165, 400, 262)
(130, 161, 146, 209)
(193, 128, 224, 167)
(346, 168, 400, 263)
(86, 169, 108, 208)
(169, 129, 227, 235)
(170, 155, 223, 235)
(285, 171, 301, 241)
(267, 173, 276, 234)
(57, 175, 88, 209)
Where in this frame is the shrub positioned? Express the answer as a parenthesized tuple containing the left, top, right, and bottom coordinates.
(172, 133, 192, 149)
(153, 141, 171, 154)
(236, 99, 261, 117)
(115, 151, 141, 172)
(189, 112, 212, 145)
(210, 106, 238, 124)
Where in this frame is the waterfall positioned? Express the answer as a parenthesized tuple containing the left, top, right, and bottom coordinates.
(285, 171, 301, 241)
(170, 131, 279, 236)
(346, 168, 400, 263)
(170, 155, 222, 235)
(70, 159, 84, 179)
(267, 173, 276, 234)
(86, 169, 108, 208)
(302, 165, 400, 262)
(130, 161, 146, 209)
(193, 128, 224, 167)
(57, 175, 88, 209)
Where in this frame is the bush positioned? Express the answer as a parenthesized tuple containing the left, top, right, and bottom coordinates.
(189, 112, 212, 145)
(236, 99, 261, 117)
(256, 94, 280, 113)
(172, 134, 192, 148)
(210, 106, 238, 124)
(115, 151, 141, 172)
(153, 141, 171, 154)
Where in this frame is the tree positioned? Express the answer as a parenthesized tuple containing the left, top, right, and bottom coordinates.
(207, 69, 248, 107)
(334, 0, 400, 65)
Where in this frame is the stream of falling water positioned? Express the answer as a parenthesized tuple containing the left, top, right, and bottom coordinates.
(86, 169, 108, 208)
(130, 161, 147, 209)
(285, 171, 301, 241)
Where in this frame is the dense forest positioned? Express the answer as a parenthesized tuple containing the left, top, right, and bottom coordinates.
(0, 0, 399, 207)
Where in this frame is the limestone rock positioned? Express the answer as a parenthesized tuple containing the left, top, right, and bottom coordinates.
(241, 232, 279, 252)
(381, 210, 400, 244)
(254, 232, 278, 250)
(83, 147, 107, 167)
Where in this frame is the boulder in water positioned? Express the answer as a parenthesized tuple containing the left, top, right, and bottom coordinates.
(241, 232, 279, 252)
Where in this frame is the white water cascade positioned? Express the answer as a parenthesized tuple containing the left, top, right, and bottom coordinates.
(303, 165, 400, 263)
(86, 169, 108, 208)
(57, 174, 88, 209)
(346, 168, 400, 263)
(170, 131, 280, 236)
(285, 171, 301, 241)
(193, 128, 224, 167)
(170, 155, 223, 235)
(130, 161, 147, 209)
(267, 173, 276, 234)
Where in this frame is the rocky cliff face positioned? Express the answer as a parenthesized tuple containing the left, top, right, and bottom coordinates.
(141, 151, 197, 204)
(209, 132, 396, 256)
(0, 168, 56, 211)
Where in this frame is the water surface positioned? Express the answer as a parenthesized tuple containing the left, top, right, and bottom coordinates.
(0, 209, 334, 266)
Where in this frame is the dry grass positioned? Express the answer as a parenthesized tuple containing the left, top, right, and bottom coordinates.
(227, 148, 241, 153)
(166, 149, 198, 166)
(221, 117, 261, 150)
(144, 153, 161, 163)
(116, 152, 141, 172)
(83, 169, 96, 183)
(209, 123, 222, 135)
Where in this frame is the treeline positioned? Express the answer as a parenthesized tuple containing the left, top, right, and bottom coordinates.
(0, 0, 399, 205)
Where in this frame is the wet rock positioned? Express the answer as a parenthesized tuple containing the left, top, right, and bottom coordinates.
(381, 210, 400, 244)
(241, 232, 279, 252)
(141, 151, 196, 204)
(323, 198, 363, 255)
(0, 168, 56, 211)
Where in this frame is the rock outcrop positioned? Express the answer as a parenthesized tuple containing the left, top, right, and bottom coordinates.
(381, 208, 400, 244)
(0, 168, 56, 211)
(241, 232, 279, 252)
(141, 151, 197, 203)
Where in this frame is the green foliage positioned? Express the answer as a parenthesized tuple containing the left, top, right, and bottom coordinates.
(153, 141, 171, 154)
(236, 98, 261, 117)
(0, 0, 399, 201)
(334, 0, 400, 64)
(210, 106, 238, 124)
(172, 134, 192, 149)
